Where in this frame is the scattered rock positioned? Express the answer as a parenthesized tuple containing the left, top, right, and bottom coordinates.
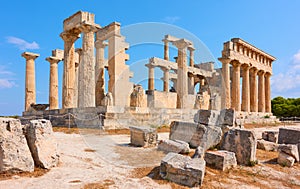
(129, 126, 157, 147)
(160, 152, 206, 187)
(221, 129, 257, 165)
(278, 127, 300, 144)
(278, 144, 299, 162)
(204, 150, 237, 171)
(25, 119, 59, 169)
(262, 131, 278, 143)
(192, 146, 205, 159)
(0, 118, 34, 173)
(278, 152, 295, 167)
(169, 121, 222, 149)
(257, 139, 278, 151)
(157, 139, 190, 154)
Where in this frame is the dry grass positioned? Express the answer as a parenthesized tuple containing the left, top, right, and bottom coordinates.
(83, 179, 115, 189)
(52, 127, 80, 134)
(0, 167, 49, 181)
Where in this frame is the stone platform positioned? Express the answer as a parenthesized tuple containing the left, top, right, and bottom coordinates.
(21, 106, 199, 129)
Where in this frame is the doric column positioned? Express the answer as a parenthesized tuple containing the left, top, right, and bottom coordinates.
(188, 46, 195, 67)
(162, 67, 170, 92)
(231, 61, 241, 111)
(78, 25, 98, 108)
(258, 70, 265, 112)
(173, 39, 190, 109)
(188, 73, 195, 94)
(163, 39, 169, 61)
(22, 52, 39, 111)
(74, 48, 82, 108)
(265, 72, 271, 112)
(60, 31, 80, 109)
(250, 67, 258, 112)
(219, 58, 231, 109)
(46, 57, 60, 110)
(241, 64, 250, 112)
(95, 40, 108, 106)
(147, 65, 155, 90)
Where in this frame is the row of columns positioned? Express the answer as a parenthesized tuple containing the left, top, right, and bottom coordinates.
(221, 59, 271, 113)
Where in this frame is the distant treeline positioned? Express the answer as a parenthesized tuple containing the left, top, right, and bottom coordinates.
(272, 96, 300, 117)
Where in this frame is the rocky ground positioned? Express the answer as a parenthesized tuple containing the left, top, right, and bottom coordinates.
(0, 124, 300, 189)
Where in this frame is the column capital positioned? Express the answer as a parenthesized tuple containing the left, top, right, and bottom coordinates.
(161, 66, 170, 72)
(187, 46, 195, 51)
(265, 72, 272, 77)
(46, 56, 61, 64)
(60, 30, 81, 42)
(231, 61, 241, 67)
(241, 63, 250, 70)
(249, 67, 258, 74)
(145, 63, 155, 69)
(172, 39, 192, 49)
(95, 40, 108, 49)
(218, 58, 231, 64)
(258, 70, 265, 76)
(22, 52, 39, 60)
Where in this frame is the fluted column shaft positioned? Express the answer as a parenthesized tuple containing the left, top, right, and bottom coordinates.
(231, 62, 241, 111)
(46, 57, 60, 110)
(250, 68, 258, 112)
(60, 32, 79, 109)
(74, 48, 82, 108)
(162, 68, 170, 92)
(188, 47, 195, 67)
(265, 73, 271, 112)
(241, 64, 250, 112)
(221, 59, 231, 109)
(95, 41, 108, 106)
(148, 65, 155, 90)
(176, 45, 188, 108)
(22, 52, 39, 111)
(163, 40, 169, 61)
(258, 71, 265, 112)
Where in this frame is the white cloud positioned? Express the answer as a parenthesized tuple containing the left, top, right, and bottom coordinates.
(271, 49, 300, 94)
(0, 66, 14, 75)
(0, 79, 16, 89)
(163, 16, 180, 24)
(6, 36, 39, 50)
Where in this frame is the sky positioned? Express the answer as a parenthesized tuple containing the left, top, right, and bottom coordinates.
(0, 0, 300, 115)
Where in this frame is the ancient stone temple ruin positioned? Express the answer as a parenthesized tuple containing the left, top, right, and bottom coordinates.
(21, 11, 277, 128)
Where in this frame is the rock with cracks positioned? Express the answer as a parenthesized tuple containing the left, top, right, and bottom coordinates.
(257, 139, 278, 151)
(278, 152, 295, 167)
(129, 126, 157, 147)
(204, 150, 237, 171)
(0, 118, 34, 173)
(25, 119, 59, 169)
(278, 144, 299, 162)
(157, 139, 190, 154)
(160, 152, 206, 187)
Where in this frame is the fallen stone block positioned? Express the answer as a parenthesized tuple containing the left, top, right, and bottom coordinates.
(204, 150, 237, 171)
(25, 119, 59, 169)
(278, 144, 299, 162)
(169, 121, 222, 149)
(262, 131, 278, 143)
(192, 146, 205, 159)
(278, 152, 295, 167)
(157, 139, 190, 154)
(221, 129, 257, 165)
(194, 109, 236, 128)
(0, 118, 34, 173)
(160, 152, 205, 187)
(129, 126, 157, 147)
(257, 139, 278, 151)
(278, 127, 300, 144)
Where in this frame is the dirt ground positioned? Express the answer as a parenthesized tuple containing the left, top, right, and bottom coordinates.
(0, 124, 300, 189)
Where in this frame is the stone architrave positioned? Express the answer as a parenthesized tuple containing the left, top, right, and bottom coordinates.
(0, 118, 34, 173)
(160, 152, 206, 187)
(46, 56, 61, 110)
(221, 129, 257, 165)
(22, 52, 40, 111)
(25, 119, 59, 169)
(60, 31, 80, 109)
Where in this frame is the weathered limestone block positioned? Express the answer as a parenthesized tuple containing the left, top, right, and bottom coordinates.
(0, 118, 34, 173)
(257, 139, 278, 151)
(278, 144, 299, 162)
(262, 131, 278, 143)
(221, 129, 257, 165)
(129, 126, 157, 147)
(101, 92, 113, 106)
(25, 119, 59, 169)
(278, 152, 295, 167)
(192, 146, 205, 159)
(278, 127, 300, 144)
(158, 139, 190, 154)
(160, 152, 206, 187)
(169, 121, 222, 148)
(204, 150, 237, 171)
(130, 85, 147, 107)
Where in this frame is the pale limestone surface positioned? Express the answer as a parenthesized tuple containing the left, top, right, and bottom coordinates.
(204, 150, 237, 171)
(0, 118, 34, 173)
(25, 119, 59, 169)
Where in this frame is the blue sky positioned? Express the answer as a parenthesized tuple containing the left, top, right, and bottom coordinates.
(1, 0, 300, 115)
